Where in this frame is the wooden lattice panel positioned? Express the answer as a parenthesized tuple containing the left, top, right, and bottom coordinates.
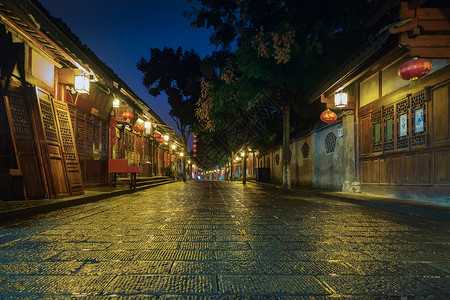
(76, 114, 85, 155)
(55, 108, 77, 162)
(7, 90, 32, 140)
(37, 91, 59, 143)
(383, 105, 395, 151)
(411, 90, 427, 147)
(86, 118, 93, 157)
(396, 97, 410, 149)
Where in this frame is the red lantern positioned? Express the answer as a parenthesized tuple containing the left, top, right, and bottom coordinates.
(153, 133, 161, 139)
(398, 58, 432, 81)
(158, 137, 165, 143)
(193, 154, 197, 157)
(193, 149, 197, 153)
(193, 139, 197, 143)
(320, 109, 337, 124)
(193, 134, 197, 138)
(193, 144, 197, 148)
(122, 111, 134, 120)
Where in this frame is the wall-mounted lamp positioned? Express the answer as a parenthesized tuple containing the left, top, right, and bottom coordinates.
(137, 118, 144, 124)
(334, 92, 348, 108)
(164, 135, 169, 142)
(74, 73, 90, 94)
(113, 98, 120, 108)
(171, 144, 176, 150)
(180, 152, 184, 157)
(144, 121, 151, 129)
(240, 151, 245, 157)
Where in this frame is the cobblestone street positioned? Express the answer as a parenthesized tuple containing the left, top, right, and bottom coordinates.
(0, 181, 449, 299)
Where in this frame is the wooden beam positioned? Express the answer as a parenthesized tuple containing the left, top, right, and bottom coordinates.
(390, 18, 418, 34)
(401, 33, 450, 47)
(400, 1, 415, 19)
(410, 46, 450, 58)
(419, 19, 450, 32)
(416, 7, 450, 20)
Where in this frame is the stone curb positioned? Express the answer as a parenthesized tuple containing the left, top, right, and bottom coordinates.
(247, 180, 450, 222)
(0, 181, 173, 225)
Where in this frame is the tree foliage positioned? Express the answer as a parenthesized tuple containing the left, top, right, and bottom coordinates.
(137, 47, 204, 142)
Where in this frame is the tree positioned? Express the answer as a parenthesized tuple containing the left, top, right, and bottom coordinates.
(137, 47, 204, 182)
(186, 0, 379, 189)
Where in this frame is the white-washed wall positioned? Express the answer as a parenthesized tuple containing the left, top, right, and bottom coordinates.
(259, 114, 355, 191)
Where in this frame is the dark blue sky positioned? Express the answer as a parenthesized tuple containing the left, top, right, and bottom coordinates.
(39, 0, 215, 140)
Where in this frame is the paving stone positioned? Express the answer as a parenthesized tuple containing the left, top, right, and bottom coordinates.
(218, 275, 330, 295)
(365, 251, 448, 262)
(0, 275, 115, 294)
(171, 261, 265, 275)
(0, 250, 59, 262)
(346, 261, 449, 276)
(76, 260, 172, 275)
(0, 261, 83, 275)
(319, 275, 437, 296)
(261, 261, 355, 275)
(107, 242, 179, 250)
(104, 275, 215, 294)
(293, 250, 374, 261)
(133, 250, 215, 261)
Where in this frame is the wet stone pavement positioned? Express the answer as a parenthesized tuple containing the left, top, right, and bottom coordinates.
(0, 181, 449, 299)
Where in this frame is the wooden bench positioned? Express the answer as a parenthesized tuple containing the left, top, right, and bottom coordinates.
(108, 159, 140, 189)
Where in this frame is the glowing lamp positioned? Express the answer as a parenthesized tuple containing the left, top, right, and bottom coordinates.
(193, 134, 197, 138)
(153, 133, 161, 139)
(193, 144, 197, 148)
(74, 73, 90, 94)
(334, 92, 348, 108)
(158, 137, 165, 143)
(320, 109, 337, 124)
(164, 135, 169, 141)
(180, 152, 184, 157)
(241, 151, 245, 157)
(123, 111, 134, 120)
(398, 58, 432, 81)
(193, 149, 197, 153)
(113, 98, 120, 108)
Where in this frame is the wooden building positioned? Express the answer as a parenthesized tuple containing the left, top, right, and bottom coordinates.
(0, 0, 178, 200)
(308, 0, 450, 202)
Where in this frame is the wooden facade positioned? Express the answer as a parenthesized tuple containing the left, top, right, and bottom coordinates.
(0, 0, 177, 200)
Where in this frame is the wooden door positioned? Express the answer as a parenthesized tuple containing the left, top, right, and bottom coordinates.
(52, 99, 84, 195)
(35, 88, 70, 198)
(2, 86, 46, 199)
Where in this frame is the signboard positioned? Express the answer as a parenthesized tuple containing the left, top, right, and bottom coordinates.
(337, 125, 344, 138)
(399, 114, 407, 137)
(415, 108, 424, 133)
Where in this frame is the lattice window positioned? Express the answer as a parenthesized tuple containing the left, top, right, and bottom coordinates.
(275, 153, 280, 165)
(383, 105, 395, 151)
(101, 123, 107, 158)
(372, 109, 382, 152)
(301, 142, 310, 158)
(38, 94, 59, 143)
(266, 157, 270, 168)
(76, 114, 85, 155)
(93, 119, 100, 151)
(7, 90, 31, 140)
(325, 132, 337, 153)
(86, 118, 93, 156)
(411, 90, 427, 147)
(396, 98, 409, 149)
(56, 109, 76, 162)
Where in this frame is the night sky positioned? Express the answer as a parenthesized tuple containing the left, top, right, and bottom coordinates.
(38, 0, 215, 143)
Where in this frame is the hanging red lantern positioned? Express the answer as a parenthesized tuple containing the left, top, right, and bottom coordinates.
(193, 149, 197, 153)
(398, 58, 432, 81)
(193, 144, 197, 148)
(158, 137, 165, 143)
(122, 111, 134, 120)
(193, 154, 197, 157)
(153, 133, 161, 139)
(193, 134, 197, 139)
(320, 109, 337, 124)
(193, 139, 197, 143)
